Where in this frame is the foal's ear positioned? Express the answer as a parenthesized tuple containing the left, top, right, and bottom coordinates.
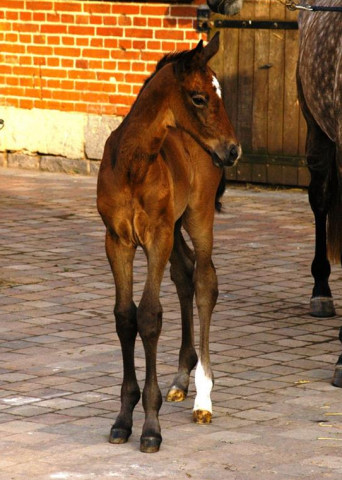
(199, 32, 220, 65)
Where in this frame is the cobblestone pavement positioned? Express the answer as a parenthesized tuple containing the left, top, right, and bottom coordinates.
(0, 168, 342, 480)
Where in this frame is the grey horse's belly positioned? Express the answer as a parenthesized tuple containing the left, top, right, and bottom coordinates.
(298, 4, 342, 142)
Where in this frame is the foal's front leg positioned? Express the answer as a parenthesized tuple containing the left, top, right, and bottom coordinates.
(105, 233, 141, 444)
(138, 230, 173, 453)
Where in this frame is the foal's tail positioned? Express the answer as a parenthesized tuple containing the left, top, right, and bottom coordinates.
(327, 153, 342, 264)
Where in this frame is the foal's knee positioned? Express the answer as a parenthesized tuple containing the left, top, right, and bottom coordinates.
(137, 302, 162, 341)
(114, 302, 137, 339)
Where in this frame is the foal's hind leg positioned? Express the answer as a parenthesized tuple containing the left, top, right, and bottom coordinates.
(105, 233, 141, 444)
(166, 221, 198, 403)
(138, 229, 173, 453)
(184, 212, 218, 424)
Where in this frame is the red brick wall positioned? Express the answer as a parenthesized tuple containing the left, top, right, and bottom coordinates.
(0, 1, 206, 117)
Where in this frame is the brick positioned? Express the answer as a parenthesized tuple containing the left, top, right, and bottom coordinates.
(41, 67, 67, 78)
(61, 13, 75, 23)
(133, 40, 146, 50)
(32, 12, 45, 22)
(141, 5, 169, 16)
(61, 36, 74, 46)
(55, 2, 82, 12)
(124, 73, 148, 85)
(68, 69, 96, 80)
(76, 38, 89, 47)
(88, 38, 101, 47)
(21, 11, 33, 21)
(68, 25, 95, 36)
(61, 58, 73, 68)
(148, 18, 162, 28)
(82, 48, 109, 59)
(75, 59, 88, 69)
(47, 36, 61, 45)
(0, 43, 25, 54)
(111, 4, 140, 15)
(96, 27, 123, 37)
(88, 15, 102, 25)
(134, 17, 147, 27)
(118, 14, 131, 26)
(169, 6, 197, 17)
(124, 28, 153, 39)
(27, 45, 53, 55)
(26, 1, 53, 10)
(12, 22, 39, 32)
(41, 24, 67, 34)
(83, 3, 111, 14)
(5, 10, 18, 20)
(54, 47, 81, 57)
(155, 30, 184, 41)
(0, 0, 24, 7)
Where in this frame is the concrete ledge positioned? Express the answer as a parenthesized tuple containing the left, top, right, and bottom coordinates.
(0, 106, 122, 175)
(0, 151, 100, 176)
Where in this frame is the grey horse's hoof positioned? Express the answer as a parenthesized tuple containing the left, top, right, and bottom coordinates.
(140, 435, 162, 453)
(109, 427, 131, 444)
(332, 363, 342, 388)
(310, 297, 335, 318)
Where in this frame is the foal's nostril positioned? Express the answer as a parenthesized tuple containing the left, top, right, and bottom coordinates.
(229, 145, 239, 161)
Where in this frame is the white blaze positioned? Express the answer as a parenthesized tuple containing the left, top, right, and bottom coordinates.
(193, 360, 213, 413)
(212, 75, 222, 99)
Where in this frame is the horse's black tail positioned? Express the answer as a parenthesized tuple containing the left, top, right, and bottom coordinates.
(327, 152, 342, 263)
(215, 170, 226, 212)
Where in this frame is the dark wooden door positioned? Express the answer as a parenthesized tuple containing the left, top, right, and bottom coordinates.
(206, 0, 308, 186)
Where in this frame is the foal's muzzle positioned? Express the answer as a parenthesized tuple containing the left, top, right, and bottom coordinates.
(211, 143, 242, 168)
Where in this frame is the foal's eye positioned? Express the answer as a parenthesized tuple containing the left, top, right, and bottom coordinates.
(192, 95, 207, 108)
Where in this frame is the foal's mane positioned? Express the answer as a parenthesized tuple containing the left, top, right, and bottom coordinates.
(140, 49, 195, 96)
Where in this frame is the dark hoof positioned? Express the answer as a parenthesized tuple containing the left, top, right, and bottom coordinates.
(310, 297, 336, 318)
(332, 364, 342, 388)
(109, 427, 131, 444)
(140, 435, 162, 453)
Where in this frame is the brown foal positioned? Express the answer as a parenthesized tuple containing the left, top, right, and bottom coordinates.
(97, 33, 241, 453)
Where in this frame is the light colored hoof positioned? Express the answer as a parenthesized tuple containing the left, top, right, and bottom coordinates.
(310, 297, 335, 318)
(166, 387, 187, 402)
(193, 409, 212, 424)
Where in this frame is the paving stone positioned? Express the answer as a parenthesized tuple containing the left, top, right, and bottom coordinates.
(0, 168, 342, 478)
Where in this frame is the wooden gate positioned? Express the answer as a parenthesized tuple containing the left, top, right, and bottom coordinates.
(200, 0, 309, 186)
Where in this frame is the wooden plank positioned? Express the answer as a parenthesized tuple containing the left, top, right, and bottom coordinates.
(222, 27, 239, 130)
(236, 0, 255, 151)
(267, 1, 285, 154)
(252, 0, 270, 153)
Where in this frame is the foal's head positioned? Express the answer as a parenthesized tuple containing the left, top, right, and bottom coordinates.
(168, 33, 241, 168)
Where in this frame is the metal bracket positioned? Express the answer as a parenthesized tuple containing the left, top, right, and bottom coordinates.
(197, 7, 298, 32)
(215, 19, 298, 30)
(197, 6, 212, 33)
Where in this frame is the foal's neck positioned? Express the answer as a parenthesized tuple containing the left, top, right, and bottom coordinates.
(118, 66, 176, 178)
